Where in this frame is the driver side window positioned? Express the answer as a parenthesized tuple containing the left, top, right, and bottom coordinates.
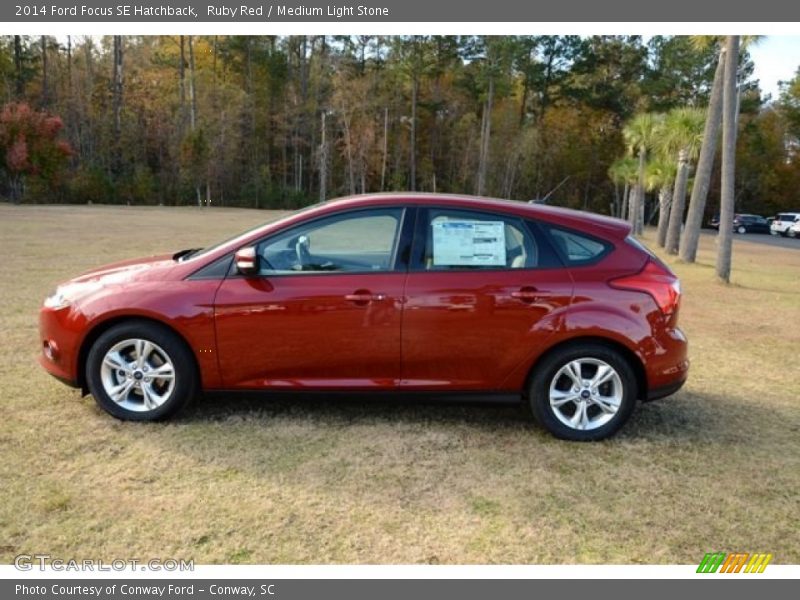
(257, 208, 404, 274)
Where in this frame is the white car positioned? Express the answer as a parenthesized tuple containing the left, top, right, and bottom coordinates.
(790, 219, 800, 239)
(770, 213, 800, 237)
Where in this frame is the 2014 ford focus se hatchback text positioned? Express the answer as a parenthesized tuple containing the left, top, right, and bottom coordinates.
(39, 194, 689, 440)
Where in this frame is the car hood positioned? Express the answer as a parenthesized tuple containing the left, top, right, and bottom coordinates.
(68, 254, 177, 286)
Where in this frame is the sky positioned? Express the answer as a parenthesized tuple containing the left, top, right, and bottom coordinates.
(748, 36, 800, 101)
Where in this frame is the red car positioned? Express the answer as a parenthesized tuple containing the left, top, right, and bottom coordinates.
(39, 194, 688, 440)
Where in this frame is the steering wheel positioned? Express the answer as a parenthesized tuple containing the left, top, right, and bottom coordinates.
(294, 235, 312, 270)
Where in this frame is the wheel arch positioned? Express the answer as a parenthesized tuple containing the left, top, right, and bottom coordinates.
(522, 336, 648, 401)
(76, 315, 200, 394)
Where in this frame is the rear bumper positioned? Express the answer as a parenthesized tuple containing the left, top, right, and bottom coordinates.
(645, 375, 687, 402)
(644, 326, 689, 401)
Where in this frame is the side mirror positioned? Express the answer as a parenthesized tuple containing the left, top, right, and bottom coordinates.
(234, 246, 258, 276)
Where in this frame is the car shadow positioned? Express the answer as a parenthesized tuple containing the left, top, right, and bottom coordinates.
(183, 390, 531, 431)
(170, 387, 797, 446)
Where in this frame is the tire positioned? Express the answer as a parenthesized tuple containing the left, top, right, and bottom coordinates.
(86, 320, 197, 421)
(527, 343, 638, 441)
(737, 226, 746, 234)
(789, 229, 797, 239)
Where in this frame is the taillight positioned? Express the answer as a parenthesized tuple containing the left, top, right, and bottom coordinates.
(610, 259, 681, 317)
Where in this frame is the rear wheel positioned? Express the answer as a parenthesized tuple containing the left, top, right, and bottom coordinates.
(528, 344, 638, 441)
(86, 321, 197, 421)
(737, 225, 746, 234)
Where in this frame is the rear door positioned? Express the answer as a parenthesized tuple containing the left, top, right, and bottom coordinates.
(400, 206, 574, 391)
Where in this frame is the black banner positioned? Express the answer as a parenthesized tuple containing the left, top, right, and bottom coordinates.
(4, 0, 800, 22)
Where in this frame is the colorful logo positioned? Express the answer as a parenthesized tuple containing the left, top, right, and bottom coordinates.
(697, 552, 773, 573)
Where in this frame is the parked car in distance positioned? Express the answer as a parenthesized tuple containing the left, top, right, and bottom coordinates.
(39, 194, 689, 441)
(711, 213, 770, 234)
(770, 212, 800, 237)
(732, 214, 771, 234)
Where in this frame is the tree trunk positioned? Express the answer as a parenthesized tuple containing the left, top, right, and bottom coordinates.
(187, 36, 197, 131)
(41, 36, 49, 107)
(112, 35, 123, 177)
(319, 111, 327, 201)
(477, 75, 494, 196)
(680, 48, 726, 263)
(179, 36, 186, 124)
(14, 35, 23, 97)
(381, 107, 389, 191)
(65, 36, 75, 145)
(187, 36, 201, 206)
(66, 36, 72, 99)
(409, 74, 418, 191)
(339, 107, 355, 195)
(656, 184, 673, 247)
(621, 183, 629, 222)
(630, 149, 645, 235)
(716, 36, 740, 283)
(665, 150, 689, 254)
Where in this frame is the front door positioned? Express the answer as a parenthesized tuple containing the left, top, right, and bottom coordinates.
(214, 207, 410, 389)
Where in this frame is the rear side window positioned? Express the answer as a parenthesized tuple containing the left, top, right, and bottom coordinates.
(543, 226, 612, 266)
(413, 208, 560, 271)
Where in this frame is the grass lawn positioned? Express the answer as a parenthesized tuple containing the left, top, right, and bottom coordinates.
(0, 203, 798, 565)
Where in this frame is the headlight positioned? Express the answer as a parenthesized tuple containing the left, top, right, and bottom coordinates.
(44, 291, 71, 310)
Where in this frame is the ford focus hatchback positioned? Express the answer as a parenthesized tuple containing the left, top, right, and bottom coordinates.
(39, 194, 688, 440)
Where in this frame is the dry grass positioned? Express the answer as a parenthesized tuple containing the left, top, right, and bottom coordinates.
(0, 203, 798, 565)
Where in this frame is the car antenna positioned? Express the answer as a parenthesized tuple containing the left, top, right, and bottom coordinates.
(529, 176, 570, 204)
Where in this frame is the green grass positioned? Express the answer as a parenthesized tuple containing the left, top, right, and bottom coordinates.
(1, 203, 798, 564)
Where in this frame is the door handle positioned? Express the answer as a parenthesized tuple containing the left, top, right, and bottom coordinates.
(511, 286, 541, 303)
(345, 290, 386, 304)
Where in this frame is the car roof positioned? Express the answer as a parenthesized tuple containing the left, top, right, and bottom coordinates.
(321, 193, 632, 239)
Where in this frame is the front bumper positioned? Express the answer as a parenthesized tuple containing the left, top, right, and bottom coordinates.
(38, 305, 86, 388)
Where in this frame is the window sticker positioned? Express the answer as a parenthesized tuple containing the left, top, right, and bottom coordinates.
(432, 220, 506, 266)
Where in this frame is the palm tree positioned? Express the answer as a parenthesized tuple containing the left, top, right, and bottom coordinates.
(680, 36, 760, 263)
(608, 157, 638, 220)
(717, 36, 740, 282)
(658, 107, 706, 255)
(623, 113, 660, 235)
(645, 158, 678, 247)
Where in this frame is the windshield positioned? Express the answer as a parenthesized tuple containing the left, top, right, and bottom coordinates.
(178, 202, 327, 262)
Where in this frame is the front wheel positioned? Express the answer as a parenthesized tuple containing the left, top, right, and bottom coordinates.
(788, 229, 798, 239)
(86, 321, 197, 421)
(527, 344, 638, 441)
(737, 226, 746, 234)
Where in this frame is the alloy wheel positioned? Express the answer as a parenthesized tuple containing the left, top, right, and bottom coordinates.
(99, 338, 176, 412)
(548, 358, 623, 431)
